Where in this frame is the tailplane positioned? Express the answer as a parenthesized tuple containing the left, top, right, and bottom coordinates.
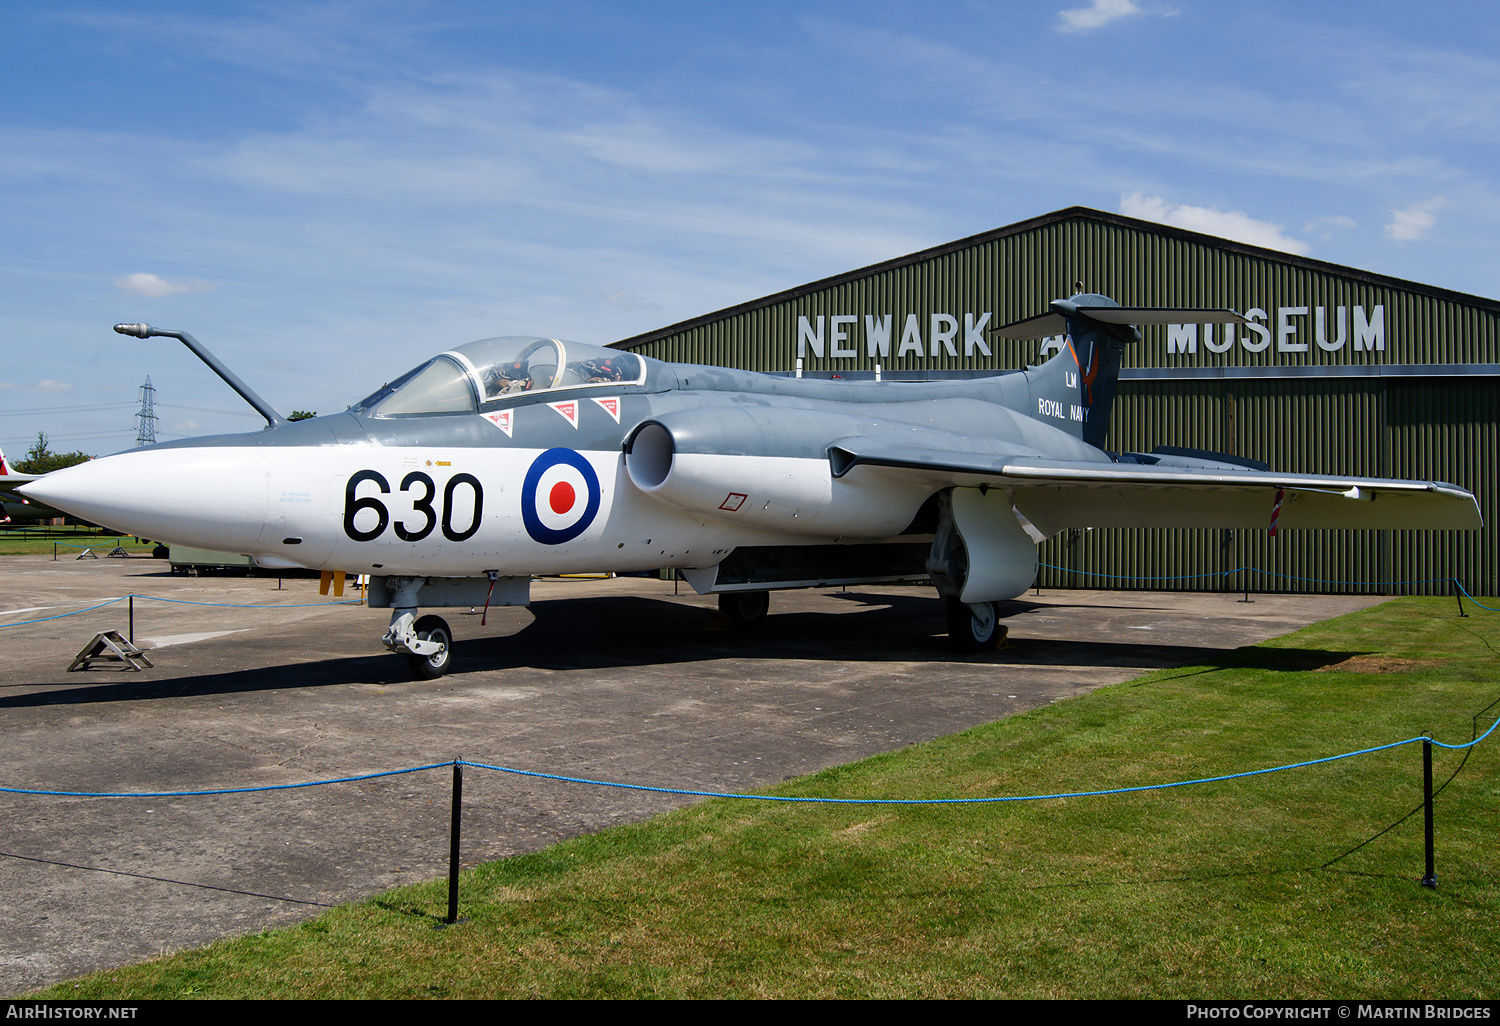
(995, 294, 1244, 449)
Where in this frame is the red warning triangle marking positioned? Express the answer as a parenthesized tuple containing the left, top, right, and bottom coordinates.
(591, 396, 621, 423)
(548, 400, 579, 428)
(482, 410, 513, 437)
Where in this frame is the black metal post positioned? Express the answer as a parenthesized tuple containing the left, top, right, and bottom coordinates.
(1421, 737, 1437, 889)
(1454, 579, 1467, 618)
(129, 596, 134, 646)
(447, 761, 463, 923)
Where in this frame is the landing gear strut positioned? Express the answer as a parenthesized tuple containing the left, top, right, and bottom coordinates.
(380, 576, 455, 679)
(925, 489, 1019, 653)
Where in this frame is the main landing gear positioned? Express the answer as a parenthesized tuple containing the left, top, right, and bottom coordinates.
(945, 597, 1003, 653)
(381, 577, 454, 679)
(718, 589, 770, 627)
(925, 489, 1017, 653)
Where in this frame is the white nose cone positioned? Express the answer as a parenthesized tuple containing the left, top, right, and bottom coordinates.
(20, 446, 271, 552)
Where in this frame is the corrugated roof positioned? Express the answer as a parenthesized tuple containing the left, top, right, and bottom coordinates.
(611, 205, 1500, 350)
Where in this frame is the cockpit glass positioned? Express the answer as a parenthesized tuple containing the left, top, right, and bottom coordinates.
(455, 337, 644, 404)
(478, 340, 562, 400)
(354, 337, 644, 416)
(367, 356, 477, 416)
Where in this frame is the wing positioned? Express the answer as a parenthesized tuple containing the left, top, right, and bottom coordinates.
(828, 440, 1483, 535)
(0, 453, 43, 484)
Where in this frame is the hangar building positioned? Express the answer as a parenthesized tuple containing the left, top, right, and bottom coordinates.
(613, 207, 1498, 596)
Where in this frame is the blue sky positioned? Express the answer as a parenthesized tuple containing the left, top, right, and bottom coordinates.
(3, 1, 1497, 457)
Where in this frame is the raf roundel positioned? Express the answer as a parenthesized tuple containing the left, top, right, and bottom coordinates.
(522, 448, 601, 544)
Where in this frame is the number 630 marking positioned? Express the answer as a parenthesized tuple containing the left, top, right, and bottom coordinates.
(343, 470, 483, 543)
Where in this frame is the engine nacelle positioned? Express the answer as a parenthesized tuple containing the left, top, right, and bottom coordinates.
(624, 413, 931, 537)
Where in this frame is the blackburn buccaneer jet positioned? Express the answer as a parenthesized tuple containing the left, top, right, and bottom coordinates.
(21, 295, 1481, 677)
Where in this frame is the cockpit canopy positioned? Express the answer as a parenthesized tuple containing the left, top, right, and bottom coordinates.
(352, 337, 645, 417)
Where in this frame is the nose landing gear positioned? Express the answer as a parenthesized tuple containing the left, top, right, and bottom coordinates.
(380, 576, 455, 679)
(403, 614, 453, 679)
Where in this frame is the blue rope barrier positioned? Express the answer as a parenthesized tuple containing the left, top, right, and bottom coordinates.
(0, 597, 126, 627)
(6, 568, 1481, 629)
(1453, 581, 1500, 612)
(138, 595, 363, 609)
(1038, 563, 1486, 593)
(1246, 569, 1461, 587)
(48, 540, 152, 550)
(1037, 563, 1230, 581)
(0, 592, 363, 627)
(6, 717, 1495, 802)
(0, 762, 446, 798)
(459, 721, 1498, 802)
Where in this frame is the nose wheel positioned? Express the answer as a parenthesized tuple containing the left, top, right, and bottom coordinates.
(384, 609, 453, 681)
(404, 614, 453, 679)
(379, 578, 458, 679)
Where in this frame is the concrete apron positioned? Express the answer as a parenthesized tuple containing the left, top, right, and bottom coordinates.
(0, 553, 1389, 994)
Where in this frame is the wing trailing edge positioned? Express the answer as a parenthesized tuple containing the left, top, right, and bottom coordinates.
(827, 442, 1482, 534)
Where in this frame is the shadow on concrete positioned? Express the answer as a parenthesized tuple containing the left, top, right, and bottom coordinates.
(0, 591, 1362, 709)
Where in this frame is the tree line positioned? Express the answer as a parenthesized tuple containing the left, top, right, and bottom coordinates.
(12, 432, 92, 474)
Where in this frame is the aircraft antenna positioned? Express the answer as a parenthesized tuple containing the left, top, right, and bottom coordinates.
(134, 376, 158, 447)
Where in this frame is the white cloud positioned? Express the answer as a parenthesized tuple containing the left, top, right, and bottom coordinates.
(1385, 197, 1446, 240)
(1120, 193, 1310, 254)
(1303, 215, 1357, 237)
(0, 379, 75, 393)
(586, 287, 660, 313)
(113, 273, 216, 298)
(1058, 0, 1142, 33)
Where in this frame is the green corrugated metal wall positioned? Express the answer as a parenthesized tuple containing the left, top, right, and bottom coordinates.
(1043, 378, 1497, 595)
(616, 208, 1499, 596)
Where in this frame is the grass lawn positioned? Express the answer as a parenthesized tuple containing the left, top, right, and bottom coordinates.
(31, 597, 1500, 999)
(0, 527, 154, 557)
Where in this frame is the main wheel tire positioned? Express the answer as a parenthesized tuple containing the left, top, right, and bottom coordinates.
(946, 597, 1000, 653)
(718, 589, 770, 627)
(405, 614, 453, 679)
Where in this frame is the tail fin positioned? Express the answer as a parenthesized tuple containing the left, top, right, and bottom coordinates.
(995, 294, 1244, 449)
